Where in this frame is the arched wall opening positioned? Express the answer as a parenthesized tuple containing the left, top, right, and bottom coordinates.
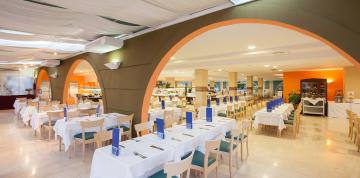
(63, 59, 102, 105)
(35, 69, 51, 100)
(141, 19, 360, 122)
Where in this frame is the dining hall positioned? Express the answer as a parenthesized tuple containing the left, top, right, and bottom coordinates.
(1, 1, 360, 178)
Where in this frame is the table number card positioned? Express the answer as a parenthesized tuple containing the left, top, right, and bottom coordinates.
(235, 96, 238, 102)
(230, 96, 233, 103)
(186, 112, 193, 129)
(64, 107, 68, 121)
(156, 118, 165, 139)
(112, 128, 121, 156)
(266, 102, 272, 112)
(216, 98, 220, 106)
(206, 107, 212, 122)
(207, 99, 211, 107)
(96, 104, 100, 117)
(161, 100, 165, 109)
(223, 97, 227, 104)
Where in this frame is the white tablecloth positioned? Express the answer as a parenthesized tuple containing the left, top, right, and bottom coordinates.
(13, 100, 27, 114)
(253, 104, 294, 131)
(53, 113, 127, 151)
(90, 117, 236, 178)
(328, 101, 360, 119)
(148, 107, 181, 122)
(20, 106, 37, 125)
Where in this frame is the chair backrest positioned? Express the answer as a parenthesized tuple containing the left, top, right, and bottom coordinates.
(164, 150, 195, 178)
(80, 118, 105, 129)
(134, 122, 153, 137)
(67, 110, 80, 119)
(164, 110, 175, 128)
(241, 120, 251, 136)
(226, 105, 233, 113)
(204, 140, 220, 169)
(234, 104, 239, 113)
(94, 130, 113, 148)
(79, 108, 96, 116)
(39, 105, 50, 112)
(117, 114, 134, 131)
(47, 111, 64, 121)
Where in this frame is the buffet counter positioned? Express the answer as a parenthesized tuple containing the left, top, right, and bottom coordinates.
(328, 101, 360, 119)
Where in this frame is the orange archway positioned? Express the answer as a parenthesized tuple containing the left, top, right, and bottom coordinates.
(63, 59, 99, 104)
(35, 69, 50, 97)
(141, 18, 360, 122)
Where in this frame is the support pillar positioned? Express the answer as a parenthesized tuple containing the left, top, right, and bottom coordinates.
(258, 78, 264, 97)
(165, 77, 175, 88)
(247, 75, 253, 95)
(194, 69, 208, 106)
(229, 72, 237, 98)
(209, 80, 215, 90)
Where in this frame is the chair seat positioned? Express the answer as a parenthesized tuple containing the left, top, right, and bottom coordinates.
(43, 120, 56, 126)
(284, 120, 294, 125)
(74, 132, 96, 140)
(219, 140, 237, 152)
(225, 131, 247, 140)
(191, 150, 216, 167)
(148, 170, 178, 178)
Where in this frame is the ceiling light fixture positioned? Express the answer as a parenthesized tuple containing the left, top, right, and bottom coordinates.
(170, 56, 175, 60)
(114, 34, 127, 39)
(217, 69, 223, 72)
(264, 64, 270, 67)
(53, 52, 57, 56)
(273, 65, 278, 68)
(278, 69, 283, 72)
(247, 45, 256, 50)
(0, 29, 33, 35)
(0, 39, 84, 52)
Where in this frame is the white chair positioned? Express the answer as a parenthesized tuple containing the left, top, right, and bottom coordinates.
(190, 140, 220, 178)
(219, 129, 241, 177)
(134, 122, 153, 137)
(149, 150, 195, 178)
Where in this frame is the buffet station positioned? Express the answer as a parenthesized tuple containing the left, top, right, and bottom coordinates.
(300, 78, 327, 116)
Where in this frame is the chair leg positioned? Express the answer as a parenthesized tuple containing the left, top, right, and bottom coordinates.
(59, 137, 62, 151)
(82, 142, 85, 161)
(236, 151, 239, 169)
(246, 140, 249, 158)
(229, 154, 232, 177)
(240, 142, 243, 161)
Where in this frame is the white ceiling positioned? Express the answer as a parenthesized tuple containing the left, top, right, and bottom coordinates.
(159, 23, 353, 81)
(0, 0, 230, 69)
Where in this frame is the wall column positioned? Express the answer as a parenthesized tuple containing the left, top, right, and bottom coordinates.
(209, 80, 215, 90)
(165, 77, 175, 88)
(229, 72, 238, 98)
(258, 78, 264, 97)
(246, 75, 253, 95)
(194, 69, 208, 106)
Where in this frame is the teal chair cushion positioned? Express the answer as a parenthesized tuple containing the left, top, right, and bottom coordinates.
(225, 131, 247, 140)
(192, 150, 216, 167)
(148, 170, 178, 178)
(288, 115, 294, 120)
(284, 120, 294, 125)
(74, 132, 96, 140)
(218, 113, 227, 117)
(107, 125, 130, 132)
(43, 120, 56, 126)
(219, 140, 237, 152)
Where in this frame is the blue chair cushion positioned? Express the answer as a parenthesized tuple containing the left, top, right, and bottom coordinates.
(148, 170, 178, 178)
(43, 120, 56, 126)
(191, 150, 216, 167)
(219, 140, 237, 152)
(74, 132, 96, 140)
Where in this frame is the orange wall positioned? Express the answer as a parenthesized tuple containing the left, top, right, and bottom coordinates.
(283, 70, 343, 102)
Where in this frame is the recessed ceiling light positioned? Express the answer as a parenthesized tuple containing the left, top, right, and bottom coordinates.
(278, 69, 283, 72)
(53, 52, 58, 56)
(264, 64, 270, 67)
(273, 65, 278, 68)
(247, 45, 256, 50)
(173, 60, 183, 63)
(170, 56, 175, 60)
(217, 69, 223, 72)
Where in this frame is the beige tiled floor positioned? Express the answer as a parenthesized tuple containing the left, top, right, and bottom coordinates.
(0, 109, 359, 178)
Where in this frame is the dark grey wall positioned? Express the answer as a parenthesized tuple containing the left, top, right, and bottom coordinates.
(42, 0, 360, 125)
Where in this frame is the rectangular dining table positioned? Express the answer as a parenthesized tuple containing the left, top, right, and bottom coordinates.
(53, 113, 128, 151)
(90, 116, 236, 178)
